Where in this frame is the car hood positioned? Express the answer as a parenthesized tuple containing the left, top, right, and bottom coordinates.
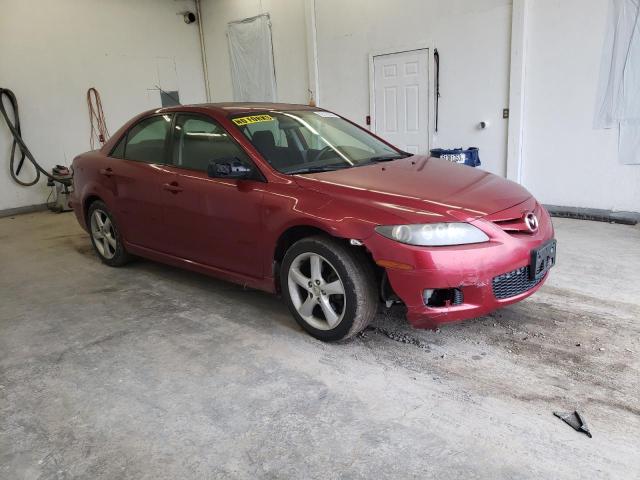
(292, 156, 532, 223)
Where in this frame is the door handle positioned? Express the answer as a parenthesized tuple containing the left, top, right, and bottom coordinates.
(99, 167, 113, 177)
(163, 182, 183, 193)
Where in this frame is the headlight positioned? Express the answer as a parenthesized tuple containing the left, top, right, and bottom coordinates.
(375, 223, 489, 246)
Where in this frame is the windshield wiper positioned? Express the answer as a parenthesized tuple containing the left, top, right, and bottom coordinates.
(367, 153, 412, 163)
(285, 165, 349, 175)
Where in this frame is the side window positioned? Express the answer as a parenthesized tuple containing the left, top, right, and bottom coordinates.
(124, 115, 172, 164)
(172, 114, 251, 171)
(110, 135, 126, 158)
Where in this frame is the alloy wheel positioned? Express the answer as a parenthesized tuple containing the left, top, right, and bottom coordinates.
(287, 252, 346, 330)
(90, 209, 117, 259)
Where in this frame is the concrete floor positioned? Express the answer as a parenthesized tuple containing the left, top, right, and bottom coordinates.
(1, 212, 639, 479)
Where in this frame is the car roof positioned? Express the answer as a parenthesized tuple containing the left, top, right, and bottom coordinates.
(101, 102, 328, 154)
(158, 102, 321, 117)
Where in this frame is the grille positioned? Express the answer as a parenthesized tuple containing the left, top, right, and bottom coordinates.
(492, 266, 544, 300)
(490, 204, 543, 235)
(493, 217, 533, 235)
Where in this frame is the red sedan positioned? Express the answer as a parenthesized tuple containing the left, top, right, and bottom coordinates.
(70, 103, 556, 341)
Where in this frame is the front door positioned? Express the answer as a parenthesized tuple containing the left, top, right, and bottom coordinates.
(163, 113, 265, 278)
(372, 49, 429, 154)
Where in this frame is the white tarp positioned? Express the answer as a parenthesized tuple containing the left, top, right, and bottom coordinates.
(227, 14, 277, 102)
(595, 0, 640, 164)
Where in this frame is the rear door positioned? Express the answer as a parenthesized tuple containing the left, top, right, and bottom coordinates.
(106, 114, 177, 252)
(163, 113, 265, 278)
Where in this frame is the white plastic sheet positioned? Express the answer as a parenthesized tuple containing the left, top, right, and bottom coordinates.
(227, 14, 277, 102)
(595, 0, 640, 164)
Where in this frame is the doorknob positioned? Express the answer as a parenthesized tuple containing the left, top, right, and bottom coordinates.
(162, 182, 183, 193)
(99, 167, 113, 177)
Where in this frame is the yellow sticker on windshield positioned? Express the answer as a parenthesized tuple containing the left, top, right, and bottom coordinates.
(232, 114, 274, 126)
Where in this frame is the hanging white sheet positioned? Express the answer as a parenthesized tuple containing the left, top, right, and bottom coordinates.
(227, 14, 277, 102)
(595, 0, 640, 164)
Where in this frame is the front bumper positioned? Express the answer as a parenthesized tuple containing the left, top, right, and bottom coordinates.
(391, 267, 550, 329)
(365, 202, 555, 329)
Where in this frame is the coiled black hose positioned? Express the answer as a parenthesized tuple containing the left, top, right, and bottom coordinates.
(0, 87, 70, 186)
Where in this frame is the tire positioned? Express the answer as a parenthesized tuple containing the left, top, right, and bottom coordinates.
(281, 236, 378, 341)
(87, 200, 131, 267)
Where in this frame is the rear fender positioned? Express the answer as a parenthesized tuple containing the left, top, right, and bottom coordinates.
(77, 181, 117, 229)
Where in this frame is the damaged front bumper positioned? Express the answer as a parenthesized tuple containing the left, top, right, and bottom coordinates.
(389, 266, 550, 329)
(365, 209, 555, 329)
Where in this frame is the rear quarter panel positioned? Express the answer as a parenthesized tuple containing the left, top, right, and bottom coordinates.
(71, 151, 118, 231)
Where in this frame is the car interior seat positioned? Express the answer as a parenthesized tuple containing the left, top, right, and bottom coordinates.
(251, 130, 301, 171)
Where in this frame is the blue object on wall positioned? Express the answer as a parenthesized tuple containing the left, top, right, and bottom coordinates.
(430, 147, 481, 167)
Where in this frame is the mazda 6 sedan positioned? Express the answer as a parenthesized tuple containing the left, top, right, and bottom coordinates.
(70, 103, 556, 341)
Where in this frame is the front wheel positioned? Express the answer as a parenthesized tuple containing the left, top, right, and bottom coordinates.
(281, 236, 378, 341)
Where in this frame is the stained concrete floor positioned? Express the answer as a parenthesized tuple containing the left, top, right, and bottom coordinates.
(1, 211, 639, 479)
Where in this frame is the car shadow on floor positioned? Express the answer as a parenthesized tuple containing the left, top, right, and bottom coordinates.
(120, 256, 302, 334)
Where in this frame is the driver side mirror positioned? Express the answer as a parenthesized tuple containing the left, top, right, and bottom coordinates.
(207, 157, 253, 179)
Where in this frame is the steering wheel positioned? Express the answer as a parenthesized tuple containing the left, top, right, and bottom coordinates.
(310, 145, 337, 164)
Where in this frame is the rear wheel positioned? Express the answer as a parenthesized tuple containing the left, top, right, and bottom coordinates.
(87, 200, 131, 267)
(281, 236, 377, 341)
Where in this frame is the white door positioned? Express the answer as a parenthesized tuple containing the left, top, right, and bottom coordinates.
(372, 50, 429, 154)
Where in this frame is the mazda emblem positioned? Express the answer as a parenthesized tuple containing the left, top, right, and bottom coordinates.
(524, 212, 539, 232)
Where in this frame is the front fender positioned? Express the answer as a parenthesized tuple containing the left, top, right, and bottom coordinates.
(261, 182, 409, 276)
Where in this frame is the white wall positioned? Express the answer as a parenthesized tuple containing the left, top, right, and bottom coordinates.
(521, 0, 640, 213)
(313, 0, 513, 176)
(200, 0, 310, 104)
(3, 0, 637, 214)
(0, 0, 207, 211)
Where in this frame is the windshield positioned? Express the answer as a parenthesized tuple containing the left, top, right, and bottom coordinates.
(231, 110, 408, 174)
